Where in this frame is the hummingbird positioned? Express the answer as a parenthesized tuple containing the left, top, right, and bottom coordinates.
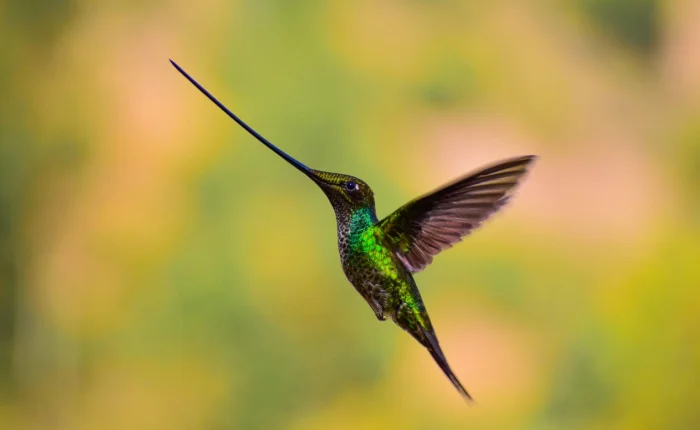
(171, 60, 536, 401)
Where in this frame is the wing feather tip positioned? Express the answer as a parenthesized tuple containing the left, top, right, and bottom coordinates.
(380, 154, 537, 274)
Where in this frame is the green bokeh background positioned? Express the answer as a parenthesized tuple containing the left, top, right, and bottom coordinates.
(2, 1, 699, 429)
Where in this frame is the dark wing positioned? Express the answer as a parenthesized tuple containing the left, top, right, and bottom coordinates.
(378, 155, 536, 273)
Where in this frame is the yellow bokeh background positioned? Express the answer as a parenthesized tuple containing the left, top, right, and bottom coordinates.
(2, 0, 699, 429)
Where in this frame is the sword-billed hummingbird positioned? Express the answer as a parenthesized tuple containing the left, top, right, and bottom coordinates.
(171, 60, 536, 401)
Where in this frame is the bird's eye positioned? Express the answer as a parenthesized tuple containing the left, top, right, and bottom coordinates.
(345, 181, 358, 191)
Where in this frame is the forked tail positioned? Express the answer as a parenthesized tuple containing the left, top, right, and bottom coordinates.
(422, 328, 473, 402)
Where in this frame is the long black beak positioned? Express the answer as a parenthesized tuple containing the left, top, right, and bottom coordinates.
(170, 59, 320, 181)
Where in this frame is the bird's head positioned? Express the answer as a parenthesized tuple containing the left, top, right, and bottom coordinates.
(308, 170, 375, 212)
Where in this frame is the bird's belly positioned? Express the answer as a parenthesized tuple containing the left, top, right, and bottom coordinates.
(341, 249, 404, 318)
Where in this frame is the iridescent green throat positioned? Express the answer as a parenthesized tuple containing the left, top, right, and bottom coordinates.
(346, 207, 378, 249)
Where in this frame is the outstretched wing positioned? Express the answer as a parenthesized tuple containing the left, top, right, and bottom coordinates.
(378, 155, 536, 273)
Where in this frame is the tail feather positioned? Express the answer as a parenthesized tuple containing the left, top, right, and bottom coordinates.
(423, 328, 473, 402)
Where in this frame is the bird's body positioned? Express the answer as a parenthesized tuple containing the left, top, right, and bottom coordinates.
(171, 60, 536, 401)
(332, 197, 427, 332)
(341, 217, 463, 396)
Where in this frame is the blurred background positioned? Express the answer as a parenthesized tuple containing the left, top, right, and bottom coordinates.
(2, 0, 700, 429)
